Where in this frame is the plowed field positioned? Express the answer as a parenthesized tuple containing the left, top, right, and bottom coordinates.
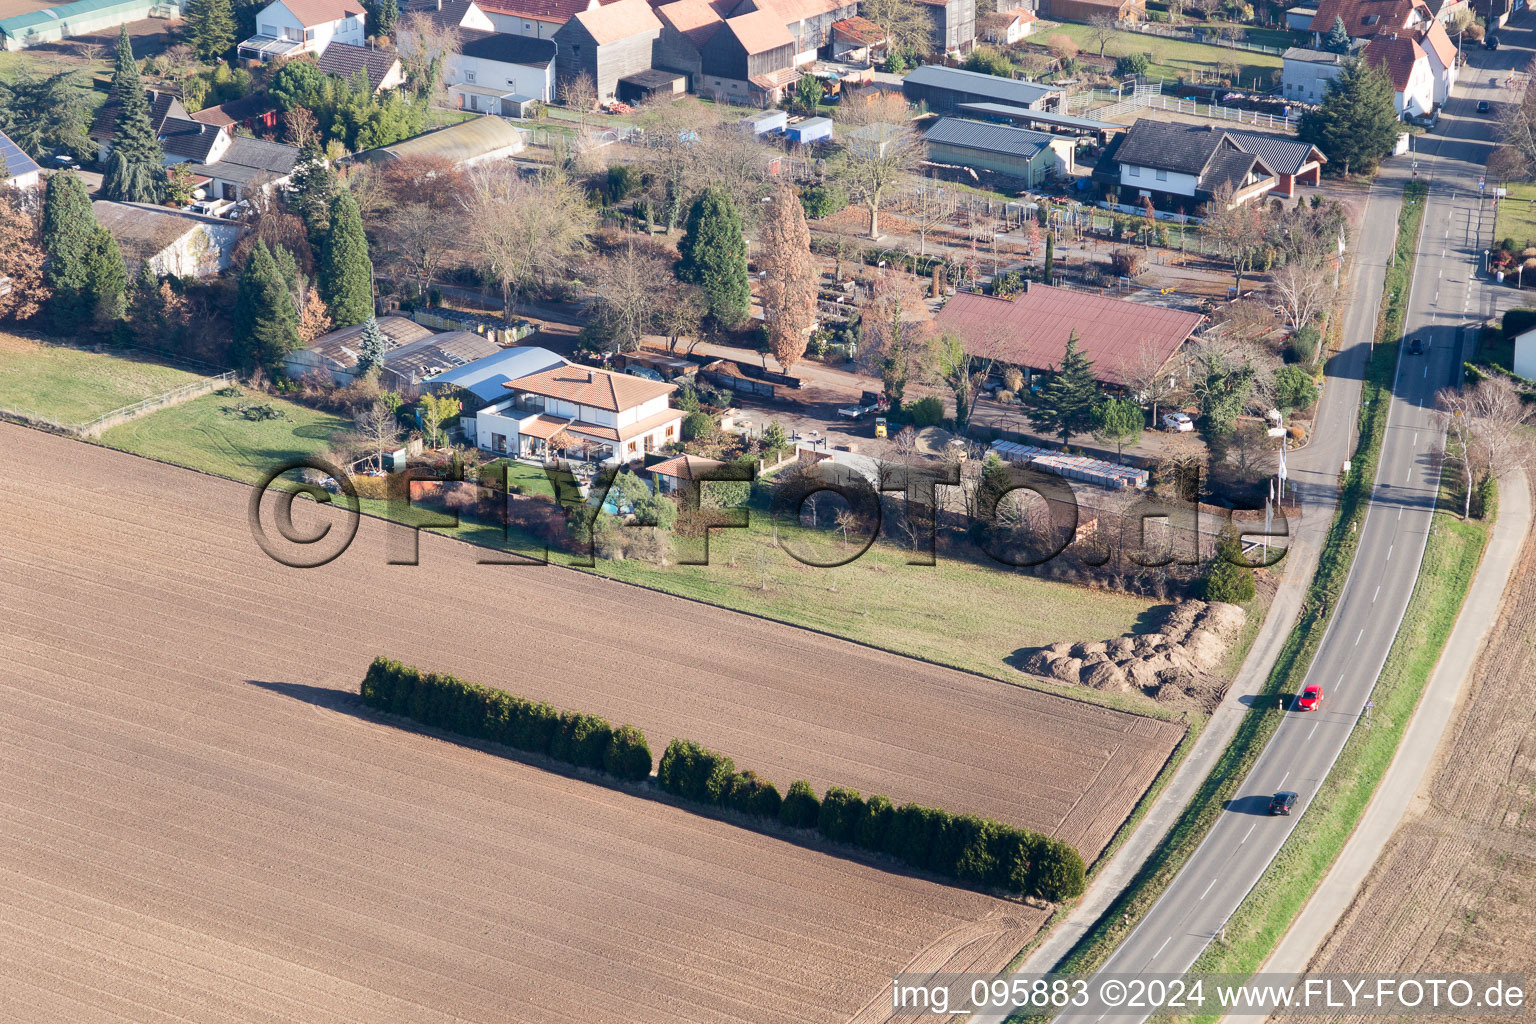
(1306, 479, 1536, 1020)
(0, 423, 1181, 1023)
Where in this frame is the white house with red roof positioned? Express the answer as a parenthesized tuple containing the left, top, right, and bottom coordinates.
(1364, 32, 1434, 116)
(473, 363, 681, 464)
(1416, 18, 1458, 104)
(238, 0, 366, 62)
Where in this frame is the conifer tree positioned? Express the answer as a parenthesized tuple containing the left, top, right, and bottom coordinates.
(1025, 332, 1100, 446)
(675, 186, 749, 330)
(1324, 15, 1350, 53)
(1298, 58, 1400, 177)
(41, 172, 107, 332)
(102, 27, 165, 203)
(1043, 231, 1054, 284)
(319, 190, 374, 327)
(356, 316, 387, 374)
(185, 0, 237, 61)
(234, 241, 302, 372)
(82, 227, 128, 326)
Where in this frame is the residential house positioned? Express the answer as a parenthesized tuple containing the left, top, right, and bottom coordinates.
(647, 453, 727, 494)
(476, 0, 592, 38)
(553, 0, 663, 102)
(446, 31, 558, 104)
(188, 94, 281, 133)
(1306, 0, 1431, 40)
(0, 129, 41, 189)
(1285, 3, 1318, 28)
(1045, 0, 1145, 22)
(421, 345, 568, 411)
(90, 200, 244, 278)
(1096, 119, 1278, 211)
(357, 115, 529, 165)
(1424, 0, 1468, 22)
(919, 0, 977, 55)
(1511, 325, 1536, 381)
(1222, 129, 1325, 197)
(978, 7, 1035, 44)
(182, 135, 305, 201)
(473, 363, 681, 464)
(1364, 32, 1433, 116)
(697, 9, 799, 105)
(1281, 44, 1356, 103)
(238, 0, 366, 62)
(0, 0, 180, 52)
(316, 41, 407, 91)
(655, 0, 726, 84)
(89, 88, 188, 163)
(401, 0, 498, 31)
(922, 117, 1074, 187)
(1417, 18, 1458, 104)
(932, 282, 1203, 388)
(901, 64, 1065, 115)
(829, 15, 885, 61)
(284, 315, 437, 383)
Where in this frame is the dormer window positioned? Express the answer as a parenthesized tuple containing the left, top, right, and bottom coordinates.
(1362, 14, 1379, 23)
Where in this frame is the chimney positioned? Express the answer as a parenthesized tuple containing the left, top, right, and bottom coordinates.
(587, 369, 595, 383)
(1022, 278, 1030, 292)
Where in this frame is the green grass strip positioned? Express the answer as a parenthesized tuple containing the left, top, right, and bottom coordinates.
(1011, 182, 1429, 1011)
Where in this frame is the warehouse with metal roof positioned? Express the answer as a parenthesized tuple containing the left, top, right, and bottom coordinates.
(922, 117, 1076, 187)
(0, 0, 175, 50)
(356, 115, 528, 167)
(901, 64, 1066, 116)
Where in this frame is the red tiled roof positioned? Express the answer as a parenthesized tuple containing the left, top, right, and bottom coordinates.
(569, 0, 661, 41)
(831, 14, 883, 43)
(1418, 18, 1455, 66)
(505, 363, 674, 411)
(518, 413, 575, 439)
(1307, 0, 1428, 36)
(573, 406, 684, 442)
(648, 453, 726, 478)
(726, 7, 794, 52)
(932, 286, 1203, 386)
(478, 0, 598, 24)
(277, 0, 364, 27)
(656, 0, 724, 45)
(1363, 32, 1425, 90)
(749, 0, 852, 24)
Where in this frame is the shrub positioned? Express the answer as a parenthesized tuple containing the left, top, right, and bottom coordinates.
(907, 395, 944, 428)
(1474, 474, 1498, 520)
(725, 770, 781, 818)
(818, 786, 866, 843)
(800, 183, 849, 219)
(857, 794, 895, 850)
(1115, 52, 1152, 77)
(605, 163, 639, 203)
(682, 411, 715, 441)
(1205, 559, 1256, 603)
(1288, 325, 1320, 365)
(604, 724, 653, 780)
(779, 779, 821, 828)
(955, 818, 1002, 884)
(657, 738, 736, 803)
(1032, 839, 1087, 901)
(1276, 364, 1316, 411)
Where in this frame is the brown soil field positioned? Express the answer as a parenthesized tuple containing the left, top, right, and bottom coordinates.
(1306, 479, 1536, 1022)
(0, 423, 1181, 1023)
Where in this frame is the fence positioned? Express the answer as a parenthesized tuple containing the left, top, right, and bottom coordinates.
(1115, 20, 1288, 55)
(30, 371, 239, 439)
(1086, 91, 1297, 129)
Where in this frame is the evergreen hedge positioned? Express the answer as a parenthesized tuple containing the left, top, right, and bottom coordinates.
(360, 657, 652, 782)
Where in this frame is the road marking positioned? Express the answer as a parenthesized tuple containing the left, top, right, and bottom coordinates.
(1406, 466, 1412, 482)
(1414, 433, 1419, 445)
(1242, 823, 1257, 844)
(1154, 936, 1172, 959)
(1424, 364, 1429, 377)
(1356, 629, 1364, 645)
(1388, 544, 1394, 561)
(1373, 585, 1380, 602)
(1279, 771, 1289, 786)
(1399, 507, 1404, 520)
(1200, 877, 1218, 900)
(1309, 722, 1319, 739)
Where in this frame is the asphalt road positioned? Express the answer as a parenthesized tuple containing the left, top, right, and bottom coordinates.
(970, 20, 1526, 1023)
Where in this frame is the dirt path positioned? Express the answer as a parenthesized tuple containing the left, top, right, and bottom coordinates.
(0, 423, 1182, 1023)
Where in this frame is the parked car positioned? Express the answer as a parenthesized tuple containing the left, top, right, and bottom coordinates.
(1296, 684, 1324, 711)
(51, 153, 81, 170)
(1477, 100, 1491, 114)
(1162, 411, 1194, 432)
(1269, 791, 1299, 815)
(1408, 337, 1425, 355)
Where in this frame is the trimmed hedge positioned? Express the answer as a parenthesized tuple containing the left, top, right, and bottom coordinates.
(360, 657, 653, 782)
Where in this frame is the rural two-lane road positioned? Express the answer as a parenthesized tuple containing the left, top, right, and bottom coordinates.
(970, 23, 1523, 1022)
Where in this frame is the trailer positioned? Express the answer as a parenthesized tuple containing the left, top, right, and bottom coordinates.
(990, 440, 1148, 490)
(742, 110, 788, 136)
(785, 116, 834, 144)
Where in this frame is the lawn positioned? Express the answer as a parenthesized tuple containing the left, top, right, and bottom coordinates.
(99, 385, 351, 481)
(1495, 181, 1536, 250)
(1041, 22, 1282, 88)
(0, 333, 206, 426)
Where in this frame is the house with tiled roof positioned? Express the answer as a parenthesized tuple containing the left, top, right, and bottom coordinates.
(238, 0, 365, 61)
(476, 0, 601, 37)
(696, 7, 799, 103)
(316, 41, 406, 91)
(647, 453, 727, 494)
(978, 7, 1035, 45)
(1095, 119, 1278, 211)
(1045, 0, 1144, 23)
(553, 0, 663, 101)
(1222, 129, 1326, 197)
(473, 363, 682, 463)
(1363, 31, 1433, 116)
(1416, 18, 1458, 103)
(1306, 0, 1430, 39)
(933, 282, 1203, 388)
(401, 0, 497, 30)
(443, 30, 558, 103)
(188, 94, 281, 133)
(90, 88, 189, 162)
(726, 0, 859, 60)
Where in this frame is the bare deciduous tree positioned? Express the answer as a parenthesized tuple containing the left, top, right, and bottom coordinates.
(1125, 339, 1182, 426)
(858, 0, 935, 59)
(374, 156, 470, 298)
(655, 280, 709, 354)
(1435, 376, 1533, 518)
(1497, 58, 1536, 181)
(469, 164, 594, 315)
(900, 174, 957, 257)
(834, 90, 921, 240)
(396, 12, 461, 98)
(351, 399, 402, 472)
(559, 72, 598, 122)
(759, 183, 819, 373)
(859, 269, 928, 407)
(592, 241, 669, 352)
(1201, 186, 1269, 290)
(1088, 12, 1119, 57)
(1269, 254, 1334, 333)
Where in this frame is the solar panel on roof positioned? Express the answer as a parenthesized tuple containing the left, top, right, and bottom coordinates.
(0, 130, 41, 179)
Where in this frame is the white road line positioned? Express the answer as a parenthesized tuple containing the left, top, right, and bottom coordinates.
(1373, 585, 1381, 602)
(1399, 507, 1404, 520)
(1356, 629, 1364, 645)
(1414, 433, 1419, 445)
(1200, 877, 1218, 900)
(1406, 466, 1412, 482)
(1154, 936, 1172, 959)
(1388, 544, 1394, 560)
(1309, 722, 1319, 739)
(1279, 772, 1289, 786)
(1242, 823, 1257, 844)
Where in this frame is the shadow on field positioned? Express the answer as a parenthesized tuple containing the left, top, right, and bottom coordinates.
(246, 679, 1020, 902)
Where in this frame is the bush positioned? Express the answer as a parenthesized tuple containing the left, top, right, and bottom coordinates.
(779, 779, 821, 828)
(604, 724, 653, 781)
(1205, 559, 1256, 603)
(605, 163, 640, 203)
(800, 183, 849, 219)
(858, 794, 895, 850)
(1115, 52, 1152, 77)
(1474, 474, 1498, 520)
(907, 395, 944, 428)
(1276, 364, 1316, 411)
(1032, 839, 1087, 902)
(682, 411, 715, 441)
(657, 738, 736, 803)
(725, 770, 782, 818)
(1288, 325, 1320, 365)
(818, 786, 866, 843)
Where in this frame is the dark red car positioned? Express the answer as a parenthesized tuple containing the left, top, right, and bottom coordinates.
(1297, 684, 1324, 711)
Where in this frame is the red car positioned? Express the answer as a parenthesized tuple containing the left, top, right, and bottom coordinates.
(1296, 685, 1324, 711)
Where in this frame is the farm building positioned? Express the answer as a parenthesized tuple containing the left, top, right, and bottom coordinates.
(284, 316, 437, 384)
(0, 129, 41, 189)
(654, 0, 725, 84)
(472, 363, 680, 464)
(932, 282, 1203, 388)
(918, 0, 977, 54)
(356, 116, 528, 166)
(901, 64, 1065, 115)
(829, 15, 884, 60)
(552, 0, 663, 103)
(955, 102, 1121, 143)
(922, 117, 1075, 186)
(0, 0, 179, 51)
(1044, 0, 1144, 20)
(617, 67, 687, 103)
(748, 0, 860, 60)
(380, 331, 502, 387)
(697, 8, 800, 105)
(420, 345, 568, 409)
(91, 200, 244, 278)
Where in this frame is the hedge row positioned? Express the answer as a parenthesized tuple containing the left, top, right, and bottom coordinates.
(361, 657, 653, 782)
(656, 739, 1086, 902)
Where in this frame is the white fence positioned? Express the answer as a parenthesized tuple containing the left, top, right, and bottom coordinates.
(1086, 91, 1297, 130)
(1, 370, 238, 438)
(1114, 20, 1288, 55)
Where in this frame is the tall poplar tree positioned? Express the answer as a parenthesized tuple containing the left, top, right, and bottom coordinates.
(675, 186, 749, 330)
(319, 190, 375, 327)
(102, 27, 165, 203)
(42, 171, 104, 331)
(234, 241, 302, 372)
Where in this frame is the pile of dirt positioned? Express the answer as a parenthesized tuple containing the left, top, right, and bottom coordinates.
(1016, 599, 1246, 705)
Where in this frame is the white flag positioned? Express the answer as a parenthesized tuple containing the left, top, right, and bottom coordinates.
(1278, 437, 1288, 488)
